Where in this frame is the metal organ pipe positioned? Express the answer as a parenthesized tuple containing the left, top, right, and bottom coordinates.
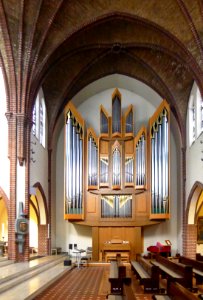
(79, 129, 83, 211)
(65, 110, 83, 215)
(151, 128, 155, 213)
(113, 147, 121, 186)
(76, 125, 80, 210)
(141, 134, 145, 185)
(88, 135, 92, 186)
(72, 119, 77, 211)
(154, 123, 159, 213)
(158, 116, 162, 213)
(151, 108, 169, 215)
(136, 134, 146, 187)
(66, 112, 73, 213)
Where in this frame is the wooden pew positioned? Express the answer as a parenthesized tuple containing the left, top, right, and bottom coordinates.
(131, 256, 159, 292)
(151, 255, 193, 291)
(152, 282, 199, 300)
(109, 260, 131, 296)
(196, 253, 203, 262)
(179, 256, 203, 284)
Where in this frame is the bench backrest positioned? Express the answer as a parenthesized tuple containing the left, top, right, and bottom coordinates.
(138, 256, 159, 280)
(179, 256, 203, 271)
(156, 255, 193, 288)
(169, 282, 198, 300)
(109, 261, 119, 278)
(196, 253, 203, 261)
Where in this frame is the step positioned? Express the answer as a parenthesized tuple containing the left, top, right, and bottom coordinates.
(0, 258, 74, 300)
(0, 254, 67, 294)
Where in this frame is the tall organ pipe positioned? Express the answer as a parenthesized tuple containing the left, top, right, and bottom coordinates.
(158, 116, 163, 212)
(88, 136, 92, 186)
(151, 128, 155, 213)
(79, 130, 83, 210)
(72, 119, 77, 211)
(76, 125, 80, 210)
(66, 112, 73, 213)
(154, 123, 158, 213)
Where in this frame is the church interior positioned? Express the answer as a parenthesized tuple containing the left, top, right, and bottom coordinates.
(0, 1, 203, 299)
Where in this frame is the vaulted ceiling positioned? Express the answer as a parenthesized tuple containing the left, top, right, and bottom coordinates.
(0, 0, 203, 144)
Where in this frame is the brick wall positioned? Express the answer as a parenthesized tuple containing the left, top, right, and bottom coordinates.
(38, 225, 48, 256)
(183, 224, 197, 259)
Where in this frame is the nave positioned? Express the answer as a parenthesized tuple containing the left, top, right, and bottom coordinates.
(1, 253, 203, 300)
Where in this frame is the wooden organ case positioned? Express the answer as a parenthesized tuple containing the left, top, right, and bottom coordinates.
(64, 90, 170, 261)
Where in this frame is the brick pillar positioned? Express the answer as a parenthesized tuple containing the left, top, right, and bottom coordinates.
(38, 224, 48, 256)
(6, 112, 17, 261)
(183, 224, 197, 259)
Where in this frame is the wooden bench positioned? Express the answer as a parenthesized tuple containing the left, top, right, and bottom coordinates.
(131, 256, 159, 292)
(179, 255, 203, 285)
(51, 247, 62, 255)
(152, 255, 193, 291)
(196, 253, 203, 262)
(109, 259, 131, 296)
(152, 281, 199, 300)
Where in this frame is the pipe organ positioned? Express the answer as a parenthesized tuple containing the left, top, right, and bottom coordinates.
(64, 90, 170, 222)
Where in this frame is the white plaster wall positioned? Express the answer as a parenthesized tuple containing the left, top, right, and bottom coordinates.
(186, 82, 203, 204)
(186, 134, 203, 203)
(55, 83, 180, 254)
(0, 68, 10, 199)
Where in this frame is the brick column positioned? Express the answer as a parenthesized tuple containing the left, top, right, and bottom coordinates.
(38, 224, 49, 256)
(183, 224, 197, 259)
(6, 112, 17, 261)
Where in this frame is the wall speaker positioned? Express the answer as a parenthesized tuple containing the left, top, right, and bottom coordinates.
(69, 244, 73, 250)
(74, 244, 77, 249)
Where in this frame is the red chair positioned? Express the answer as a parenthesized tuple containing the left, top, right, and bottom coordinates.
(147, 242, 171, 257)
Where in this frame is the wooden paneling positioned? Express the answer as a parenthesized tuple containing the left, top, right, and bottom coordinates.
(97, 226, 142, 260)
(92, 227, 99, 261)
(125, 139, 134, 154)
(99, 140, 109, 154)
(86, 192, 96, 213)
(135, 192, 148, 216)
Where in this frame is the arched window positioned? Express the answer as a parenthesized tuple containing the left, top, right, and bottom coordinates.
(188, 82, 203, 146)
(32, 89, 46, 148)
(196, 87, 202, 137)
(188, 95, 195, 146)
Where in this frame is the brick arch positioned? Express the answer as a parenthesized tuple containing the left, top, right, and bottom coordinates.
(32, 182, 49, 224)
(184, 181, 203, 258)
(0, 186, 9, 212)
(186, 181, 203, 225)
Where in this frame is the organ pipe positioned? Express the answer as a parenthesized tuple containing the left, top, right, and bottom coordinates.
(112, 95, 121, 136)
(135, 132, 146, 187)
(65, 104, 84, 218)
(101, 195, 132, 218)
(88, 132, 98, 188)
(112, 142, 121, 189)
(150, 104, 169, 216)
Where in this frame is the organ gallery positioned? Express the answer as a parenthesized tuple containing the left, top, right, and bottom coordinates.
(64, 89, 170, 261)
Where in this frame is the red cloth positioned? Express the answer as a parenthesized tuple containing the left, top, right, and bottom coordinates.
(147, 242, 171, 254)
